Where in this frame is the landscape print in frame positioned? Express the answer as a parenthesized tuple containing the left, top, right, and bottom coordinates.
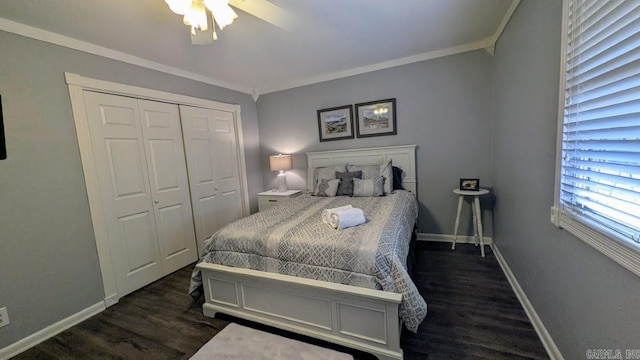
(317, 105, 354, 142)
(355, 98, 397, 138)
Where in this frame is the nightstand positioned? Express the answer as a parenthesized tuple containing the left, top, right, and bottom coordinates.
(257, 189, 302, 211)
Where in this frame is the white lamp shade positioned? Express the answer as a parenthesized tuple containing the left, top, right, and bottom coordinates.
(269, 154, 292, 172)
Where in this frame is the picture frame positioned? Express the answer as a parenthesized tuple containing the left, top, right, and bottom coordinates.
(355, 98, 396, 138)
(317, 105, 354, 142)
(460, 178, 480, 191)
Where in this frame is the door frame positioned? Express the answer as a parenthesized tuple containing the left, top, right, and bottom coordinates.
(66, 72, 250, 307)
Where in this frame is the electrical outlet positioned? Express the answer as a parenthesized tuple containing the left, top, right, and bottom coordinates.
(550, 206, 560, 228)
(0, 307, 10, 328)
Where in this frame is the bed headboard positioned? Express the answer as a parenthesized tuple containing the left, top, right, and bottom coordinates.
(306, 144, 417, 194)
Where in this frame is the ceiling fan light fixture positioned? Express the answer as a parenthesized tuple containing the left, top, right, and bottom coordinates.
(204, 0, 237, 29)
(165, 0, 192, 15)
(183, 0, 208, 32)
(166, 0, 239, 41)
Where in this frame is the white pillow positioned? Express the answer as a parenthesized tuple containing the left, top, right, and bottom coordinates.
(313, 178, 341, 197)
(353, 177, 384, 197)
(307, 165, 347, 191)
(347, 159, 393, 194)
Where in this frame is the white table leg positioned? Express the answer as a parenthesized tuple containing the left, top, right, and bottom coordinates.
(471, 196, 479, 246)
(474, 196, 485, 257)
(452, 195, 464, 250)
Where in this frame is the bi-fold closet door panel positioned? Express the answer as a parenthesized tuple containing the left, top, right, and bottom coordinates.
(138, 99, 198, 273)
(83, 91, 197, 297)
(180, 105, 244, 255)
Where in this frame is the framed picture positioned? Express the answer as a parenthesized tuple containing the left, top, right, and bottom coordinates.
(355, 98, 396, 138)
(317, 105, 354, 142)
(460, 178, 480, 191)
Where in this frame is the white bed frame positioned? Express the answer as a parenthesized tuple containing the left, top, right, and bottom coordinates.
(197, 144, 417, 360)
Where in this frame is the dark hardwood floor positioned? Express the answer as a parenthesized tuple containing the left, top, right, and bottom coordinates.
(12, 242, 549, 360)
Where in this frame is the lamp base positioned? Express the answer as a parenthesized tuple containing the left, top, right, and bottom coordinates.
(277, 172, 288, 192)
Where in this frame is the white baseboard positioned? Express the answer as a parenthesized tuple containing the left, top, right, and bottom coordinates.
(104, 293, 119, 308)
(417, 232, 493, 245)
(0, 302, 105, 359)
(490, 243, 564, 360)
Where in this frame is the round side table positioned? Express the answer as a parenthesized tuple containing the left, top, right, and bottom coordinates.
(452, 188, 490, 257)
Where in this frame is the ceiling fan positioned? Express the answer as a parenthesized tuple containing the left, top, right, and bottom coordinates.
(165, 0, 297, 45)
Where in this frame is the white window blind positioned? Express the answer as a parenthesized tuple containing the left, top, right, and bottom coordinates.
(560, 0, 640, 246)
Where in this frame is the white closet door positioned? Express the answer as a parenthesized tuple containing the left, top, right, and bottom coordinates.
(212, 109, 243, 226)
(83, 92, 162, 296)
(138, 100, 198, 273)
(180, 105, 244, 255)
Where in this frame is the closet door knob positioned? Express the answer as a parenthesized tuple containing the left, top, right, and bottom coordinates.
(154, 199, 159, 204)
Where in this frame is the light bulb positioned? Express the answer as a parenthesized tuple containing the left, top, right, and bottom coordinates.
(183, 0, 208, 31)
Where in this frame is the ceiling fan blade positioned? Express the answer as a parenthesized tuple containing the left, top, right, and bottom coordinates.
(229, 0, 298, 31)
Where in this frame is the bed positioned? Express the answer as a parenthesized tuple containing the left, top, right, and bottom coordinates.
(190, 145, 424, 360)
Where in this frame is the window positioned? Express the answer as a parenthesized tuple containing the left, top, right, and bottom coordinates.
(554, 0, 640, 276)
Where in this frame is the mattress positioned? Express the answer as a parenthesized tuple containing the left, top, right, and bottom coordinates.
(189, 190, 427, 332)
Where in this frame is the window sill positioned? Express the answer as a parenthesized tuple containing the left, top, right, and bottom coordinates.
(551, 206, 640, 278)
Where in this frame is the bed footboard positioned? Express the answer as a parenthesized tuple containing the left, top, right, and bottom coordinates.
(197, 262, 404, 360)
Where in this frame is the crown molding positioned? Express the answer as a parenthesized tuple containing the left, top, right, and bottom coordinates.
(256, 39, 490, 96)
(489, 0, 521, 45)
(2, 3, 520, 101)
(0, 17, 253, 95)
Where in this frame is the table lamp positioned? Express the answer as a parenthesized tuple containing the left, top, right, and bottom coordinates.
(269, 154, 292, 192)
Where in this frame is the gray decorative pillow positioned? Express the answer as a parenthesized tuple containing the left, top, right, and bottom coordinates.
(335, 170, 363, 196)
(313, 178, 341, 197)
(347, 159, 393, 194)
(307, 165, 347, 191)
(353, 177, 384, 197)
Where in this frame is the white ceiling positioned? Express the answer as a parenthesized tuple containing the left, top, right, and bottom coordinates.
(0, 0, 517, 97)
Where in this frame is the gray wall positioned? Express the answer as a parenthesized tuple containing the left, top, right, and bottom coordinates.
(0, 30, 262, 348)
(492, 1, 640, 358)
(257, 50, 495, 236)
(5, 1, 638, 356)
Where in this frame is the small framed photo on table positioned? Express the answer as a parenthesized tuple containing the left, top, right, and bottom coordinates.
(460, 178, 480, 191)
(317, 105, 354, 142)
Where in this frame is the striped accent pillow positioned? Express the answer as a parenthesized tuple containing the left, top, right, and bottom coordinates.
(353, 177, 384, 197)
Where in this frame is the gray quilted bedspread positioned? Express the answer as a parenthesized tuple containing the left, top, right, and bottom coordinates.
(189, 190, 427, 332)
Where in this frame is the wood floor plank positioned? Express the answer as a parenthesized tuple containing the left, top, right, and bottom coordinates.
(11, 242, 549, 360)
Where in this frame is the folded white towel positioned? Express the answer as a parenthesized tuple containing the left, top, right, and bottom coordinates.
(321, 205, 353, 224)
(328, 208, 366, 230)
